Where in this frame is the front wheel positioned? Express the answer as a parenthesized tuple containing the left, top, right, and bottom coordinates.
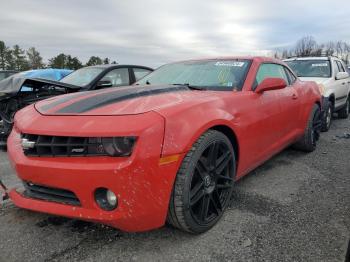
(321, 100, 333, 132)
(293, 104, 321, 152)
(167, 130, 235, 234)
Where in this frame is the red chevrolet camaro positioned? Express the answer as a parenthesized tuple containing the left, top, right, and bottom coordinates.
(7, 57, 321, 233)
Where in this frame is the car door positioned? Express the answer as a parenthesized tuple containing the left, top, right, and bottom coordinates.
(333, 60, 348, 108)
(279, 66, 303, 138)
(96, 68, 130, 89)
(257, 63, 300, 137)
(240, 63, 300, 171)
(335, 60, 350, 107)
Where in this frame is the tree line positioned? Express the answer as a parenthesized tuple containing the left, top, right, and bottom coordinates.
(274, 36, 350, 64)
(0, 40, 116, 71)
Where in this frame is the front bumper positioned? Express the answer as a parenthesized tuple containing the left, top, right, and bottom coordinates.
(7, 112, 184, 232)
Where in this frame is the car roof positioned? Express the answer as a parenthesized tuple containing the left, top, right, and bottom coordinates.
(87, 64, 153, 70)
(169, 56, 284, 64)
(284, 57, 331, 61)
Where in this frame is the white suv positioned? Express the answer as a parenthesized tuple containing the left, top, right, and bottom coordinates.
(284, 56, 350, 131)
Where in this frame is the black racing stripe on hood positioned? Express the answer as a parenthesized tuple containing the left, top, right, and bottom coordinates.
(40, 92, 89, 112)
(56, 85, 189, 114)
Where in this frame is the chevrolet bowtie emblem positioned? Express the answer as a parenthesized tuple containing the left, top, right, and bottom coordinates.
(21, 138, 36, 150)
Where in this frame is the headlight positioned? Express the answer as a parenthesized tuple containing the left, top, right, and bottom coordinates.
(101, 137, 137, 157)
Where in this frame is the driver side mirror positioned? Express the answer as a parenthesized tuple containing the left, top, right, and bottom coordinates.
(255, 78, 287, 93)
(335, 72, 349, 80)
(96, 80, 113, 89)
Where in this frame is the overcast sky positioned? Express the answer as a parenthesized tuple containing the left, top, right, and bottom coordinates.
(0, 0, 349, 67)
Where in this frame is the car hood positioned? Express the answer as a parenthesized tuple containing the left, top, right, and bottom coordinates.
(35, 85, 222, 116)
(0, 75, 79, 96)
(299, 77, 331, 85)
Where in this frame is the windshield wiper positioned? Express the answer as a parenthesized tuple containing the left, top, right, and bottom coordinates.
(172, 83, 207, 90)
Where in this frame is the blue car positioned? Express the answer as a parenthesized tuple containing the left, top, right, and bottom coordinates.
(17, 69, 72, 91)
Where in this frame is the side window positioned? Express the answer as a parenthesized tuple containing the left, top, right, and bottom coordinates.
(333, 61, 340, 75)
(254, 63, 289, 89)
(336, 61, 345, 72)
(100, 68, 130, 87)
(133, 68, 152, 81)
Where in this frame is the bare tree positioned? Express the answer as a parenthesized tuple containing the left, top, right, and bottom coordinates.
(294, 36, 318, 57)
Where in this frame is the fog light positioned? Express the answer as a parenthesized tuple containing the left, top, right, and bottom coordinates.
(95, 188, 118, 211)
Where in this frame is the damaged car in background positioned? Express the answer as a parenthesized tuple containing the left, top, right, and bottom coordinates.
(0, 70, 18, 81)
(0, 65, 153, 147)
(0, 69, 73, 147)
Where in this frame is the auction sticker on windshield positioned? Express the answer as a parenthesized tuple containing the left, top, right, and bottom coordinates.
(311, 63, 328, 67)
(215, 61, 245, 67)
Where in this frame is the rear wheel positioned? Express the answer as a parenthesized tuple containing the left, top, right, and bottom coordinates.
(167, 130, 235, 234)
(338, 98, 349, 119)
(293, 104, 321, 152)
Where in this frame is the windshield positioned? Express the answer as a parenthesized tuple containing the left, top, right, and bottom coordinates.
(285, 60, 331, 78)
(60, 67, 104, 86)
(137, 60, 251, 90)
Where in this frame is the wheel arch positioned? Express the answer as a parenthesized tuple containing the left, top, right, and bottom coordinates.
(328, 94, 335, 106)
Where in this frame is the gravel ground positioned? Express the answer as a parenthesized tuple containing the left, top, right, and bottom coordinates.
(0, 117, 349, 262)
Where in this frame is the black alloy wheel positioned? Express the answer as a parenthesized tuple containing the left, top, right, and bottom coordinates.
(189, 141, 233, 225)
(167, 130, 235, 233)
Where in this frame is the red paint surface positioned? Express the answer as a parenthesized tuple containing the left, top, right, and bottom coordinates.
(7, 57, 321, 232)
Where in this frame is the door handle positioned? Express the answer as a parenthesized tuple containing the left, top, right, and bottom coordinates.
(292, 93, 298, 100)
(342, 82, 346, 85)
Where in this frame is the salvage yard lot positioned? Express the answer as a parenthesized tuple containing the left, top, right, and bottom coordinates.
(0, 118, 349, 262)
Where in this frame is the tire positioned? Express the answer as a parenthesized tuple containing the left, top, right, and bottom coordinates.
(293, 104, 321, 152)
(167, 130, 236, 234)
(321, 99, 333, 132)
(338, 98, 349, 119)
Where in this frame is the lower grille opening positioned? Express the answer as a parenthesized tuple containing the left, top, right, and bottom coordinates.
(23, 182, 81, 206)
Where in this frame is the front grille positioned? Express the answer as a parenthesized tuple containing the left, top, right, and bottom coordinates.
(23, 182, 81, 206)
(22, 134, 106, 157)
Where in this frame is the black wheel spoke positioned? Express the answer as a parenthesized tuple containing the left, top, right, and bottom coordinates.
(196, 157, 209, 180)
(217, 175, 234, 184)
(190, 182, 205, 206)
(211, 190, 222, 214)
(215, 151, 231, 175)
(207, 142, 219, 168)
(217, 183, 232, 189)
(200, 194, 210, 221)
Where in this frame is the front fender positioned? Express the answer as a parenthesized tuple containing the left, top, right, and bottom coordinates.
(160, 106, 240, 156)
